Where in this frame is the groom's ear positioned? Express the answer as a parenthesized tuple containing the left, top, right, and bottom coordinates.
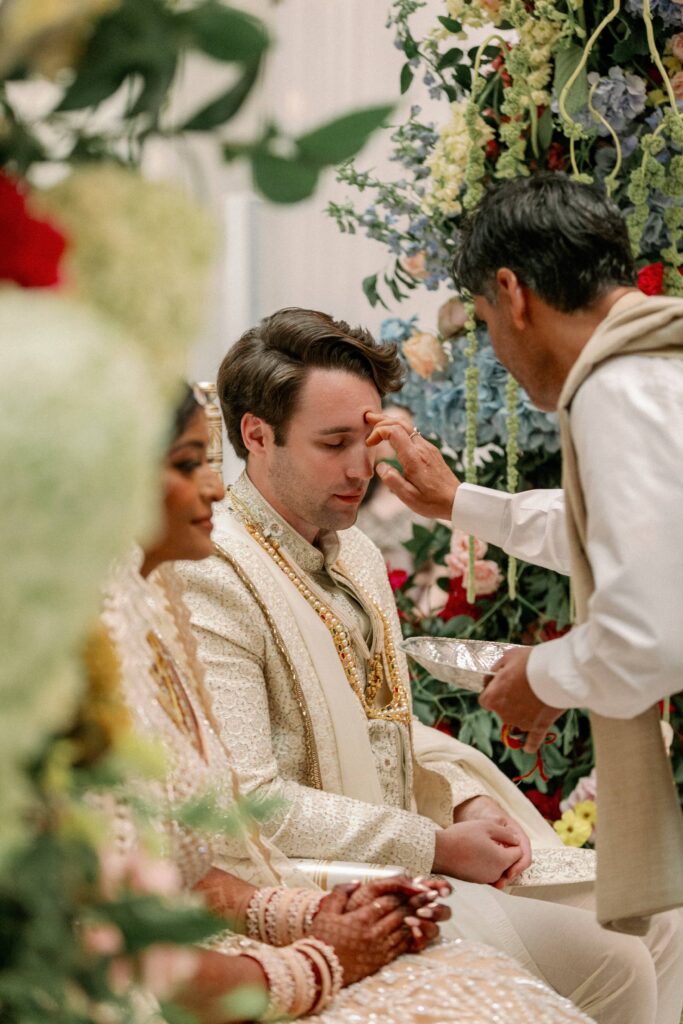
(241, 412, 274, 456)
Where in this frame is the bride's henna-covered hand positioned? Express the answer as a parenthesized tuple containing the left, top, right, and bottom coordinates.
(310, 886, 413, 984)
(340, 876, 452, 952)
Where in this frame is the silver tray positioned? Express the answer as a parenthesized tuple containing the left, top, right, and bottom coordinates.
(400, 637, 526, 693)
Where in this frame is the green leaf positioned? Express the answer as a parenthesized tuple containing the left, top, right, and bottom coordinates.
(437, 16, 462, 32)
(610, 20, 649, 63)
(185, 2, 269, 63)
(99, 895, 223, 953)
(553, 44, 588, 118)
(400, 63, 414, 95)
(296, 104, 393, 167)
(437, 47, 464, 71)
(537, 105, 554, 152)
(251, 151, 320, 203)
(182, 59, 260, 130)
(403, 35, 419, 60)
(362, 273, 388, 310)
(454, 63, 472, 91)
(57, 0, 178, 112)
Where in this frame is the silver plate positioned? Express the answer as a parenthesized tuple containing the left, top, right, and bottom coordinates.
(400, 636, 526, 693)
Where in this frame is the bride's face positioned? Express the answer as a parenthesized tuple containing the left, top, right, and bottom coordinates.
(144, 408, 225, 571)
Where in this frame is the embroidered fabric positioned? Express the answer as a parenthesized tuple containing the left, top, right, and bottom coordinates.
(312, 941, 594, 1024)
(178, 472, 595, 887)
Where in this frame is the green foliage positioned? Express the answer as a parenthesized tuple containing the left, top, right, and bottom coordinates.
(0, 0, 394, 204)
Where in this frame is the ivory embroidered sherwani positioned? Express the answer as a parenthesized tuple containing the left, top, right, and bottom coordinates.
(178, 473, 683, 1024)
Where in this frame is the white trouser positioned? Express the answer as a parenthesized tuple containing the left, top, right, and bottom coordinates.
(441, 879, 683, 1024)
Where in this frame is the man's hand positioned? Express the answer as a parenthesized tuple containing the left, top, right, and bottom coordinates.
(452, 796, 531, 883)
(478, 647, 564, 753)
(432, 820, 524, 888)
(365, 411, 460, 520)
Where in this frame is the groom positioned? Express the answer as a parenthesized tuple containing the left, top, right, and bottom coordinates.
(178, 306, 681, 1022)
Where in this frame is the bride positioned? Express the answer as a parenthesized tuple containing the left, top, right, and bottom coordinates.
(100, 383, 593, 1023)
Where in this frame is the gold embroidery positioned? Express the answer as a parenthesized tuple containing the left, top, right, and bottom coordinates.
(212, 541, 323, 791)
(147, 629, 206, 761)
(228, 494, 411, 728)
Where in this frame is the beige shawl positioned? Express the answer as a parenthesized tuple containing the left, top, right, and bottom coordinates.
(557, 292, 683, 932)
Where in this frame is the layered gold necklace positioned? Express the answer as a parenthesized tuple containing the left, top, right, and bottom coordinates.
(228, 492, 411, 727)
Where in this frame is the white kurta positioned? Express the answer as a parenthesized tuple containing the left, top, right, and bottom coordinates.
(452, 353, 683, 719)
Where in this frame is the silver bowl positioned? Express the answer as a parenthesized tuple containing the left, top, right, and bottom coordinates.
(400, 636, 527, 693)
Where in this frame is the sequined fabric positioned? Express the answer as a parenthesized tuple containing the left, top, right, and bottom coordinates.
(314, 941, 593, 1024)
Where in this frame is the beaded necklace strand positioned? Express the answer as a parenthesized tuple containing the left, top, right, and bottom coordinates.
(228, 492, 411, 727)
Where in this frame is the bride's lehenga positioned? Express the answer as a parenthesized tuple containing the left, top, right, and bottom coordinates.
(101, 553, 593, 1024)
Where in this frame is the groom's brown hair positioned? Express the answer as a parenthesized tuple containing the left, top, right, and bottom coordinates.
(217, 307, 404, 460)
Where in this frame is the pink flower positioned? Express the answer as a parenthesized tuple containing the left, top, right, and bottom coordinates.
(82, 923, 124, 957)
(400, 251, 428, 280)
(437, 297, 468, 339)
(446, 529, 488, 575)
(402, 332, 448, 378)
(560, 768, 597, 813)
(128, 851, 183, 897)
(139, 945, 199, 1000)
(671, 33, 683, 61)
(671, 71, 683, 101)
(462, 559, 503, 597)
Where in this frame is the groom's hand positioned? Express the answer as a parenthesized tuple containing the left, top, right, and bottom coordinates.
(432, 820, 525, 888)
(452, 796, 532, 882)
(479, 647, 564, 753)
(364, 411, 460, 520)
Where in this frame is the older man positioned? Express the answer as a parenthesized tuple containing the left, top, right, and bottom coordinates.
(366, 174, 683, 1003)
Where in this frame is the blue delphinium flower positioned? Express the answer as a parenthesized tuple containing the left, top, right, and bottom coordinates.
(625, 0, 683, 27)
(389, 322, 560, 456)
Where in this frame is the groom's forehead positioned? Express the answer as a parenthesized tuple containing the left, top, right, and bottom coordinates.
(293, 367, 382, 419)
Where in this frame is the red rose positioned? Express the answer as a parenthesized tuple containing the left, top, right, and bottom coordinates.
(0, 173, 67, 288)
(524, 786, 562, 822)
(637, 262, 683, 296)
(388, 568, 408, 592)
(546, 142, 568, 172)
(637, 262, 665, 295)
(433, 719, 454, 737)
(439, 575, 480, 621)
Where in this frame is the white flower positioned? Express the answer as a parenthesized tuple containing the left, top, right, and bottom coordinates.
(38, 165, 216, 396)
(0, 289, 164, 854)
(424, 100, 494, 217)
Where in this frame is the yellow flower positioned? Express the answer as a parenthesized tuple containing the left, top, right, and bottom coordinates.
(572, 800, 597, 828)
(0, 0, 118, 76)
(553, 809, 593, 847)
(424, 100, 494, 217)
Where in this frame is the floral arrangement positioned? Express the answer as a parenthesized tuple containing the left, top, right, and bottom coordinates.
(0, 2, 398, 1016)
(331, 0, 683, 823)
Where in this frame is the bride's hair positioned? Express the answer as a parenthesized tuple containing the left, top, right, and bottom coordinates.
(171, 383, 202, 444)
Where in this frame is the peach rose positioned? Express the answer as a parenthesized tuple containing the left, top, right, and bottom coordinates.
(462, 559, 503, 597)
(402, 332, 448, 378)
(82, 922, 124, 957)
(139, 945, 200, 1000)
(671, 71, 683, 100)
(437, 297, 468, 339)
(671, 33, 683, 61)
(400, 251, 428, 280)
(446, 528, 488, 575)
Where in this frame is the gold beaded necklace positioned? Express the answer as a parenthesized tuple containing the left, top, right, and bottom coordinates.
(228, 492, 411, 727)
